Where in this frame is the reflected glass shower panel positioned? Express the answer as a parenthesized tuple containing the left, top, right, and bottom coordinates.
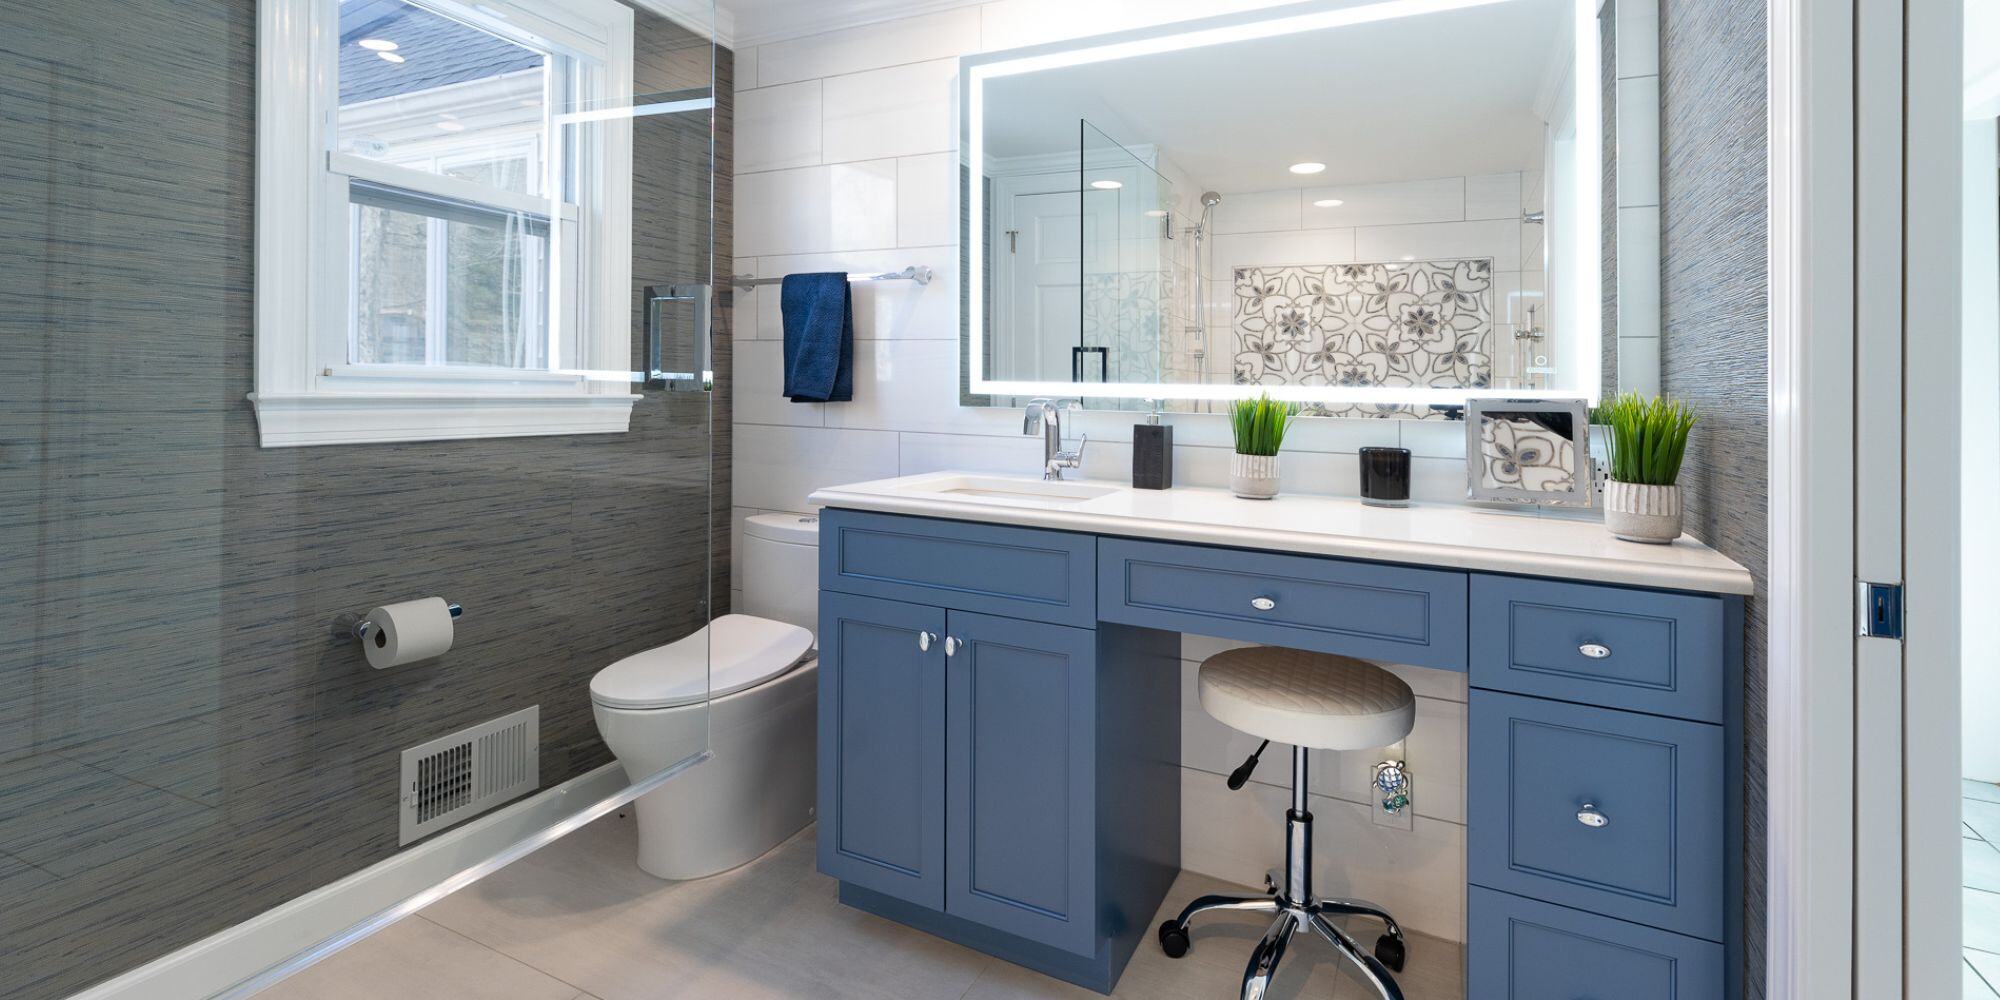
(1080, 120, 1172, 390)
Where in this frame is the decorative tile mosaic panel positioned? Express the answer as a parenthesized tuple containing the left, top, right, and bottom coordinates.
(1231, 259, 1495, 419)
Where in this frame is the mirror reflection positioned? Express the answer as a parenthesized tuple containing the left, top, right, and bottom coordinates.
(965, 0, 1607, 415)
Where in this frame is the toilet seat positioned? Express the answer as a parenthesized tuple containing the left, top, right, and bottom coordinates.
(589, 614, 812, 711)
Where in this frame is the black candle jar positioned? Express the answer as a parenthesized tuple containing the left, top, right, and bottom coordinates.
(1359, 447, 1412, 507)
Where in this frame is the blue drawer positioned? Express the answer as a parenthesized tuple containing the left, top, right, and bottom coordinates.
(1097, 537, 1467, 670)
(1471, 574, 1727, 724)
(1467, 887, 1724, 1000)
(819, 509, 1096, 628)
(1468, 690, 1725, 940)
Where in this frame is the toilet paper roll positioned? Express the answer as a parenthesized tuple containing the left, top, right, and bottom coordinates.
(363, 597, 455, 669)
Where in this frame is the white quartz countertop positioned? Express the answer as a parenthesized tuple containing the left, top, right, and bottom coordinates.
(809, 472, 1756, 596)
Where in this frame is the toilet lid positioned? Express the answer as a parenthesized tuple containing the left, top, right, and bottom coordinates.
(590, 614, 812, 710)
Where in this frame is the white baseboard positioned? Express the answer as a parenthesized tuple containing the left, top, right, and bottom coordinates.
(68, 762, 634, 1000)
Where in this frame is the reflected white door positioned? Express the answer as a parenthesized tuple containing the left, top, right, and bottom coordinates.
(997, 183, 1083, 383)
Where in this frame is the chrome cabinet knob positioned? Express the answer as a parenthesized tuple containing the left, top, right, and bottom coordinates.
(918, 631, 935, 652)
(1576, 803, 1610, 828)
(944, 636, 961, 657)
(1578, 643, 1612, 659)
(1250, 596, 1277, 611)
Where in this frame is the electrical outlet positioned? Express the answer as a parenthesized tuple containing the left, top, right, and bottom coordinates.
(1371, 748, 1415, 832)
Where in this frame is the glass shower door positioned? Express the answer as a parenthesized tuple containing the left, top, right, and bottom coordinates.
(1080, 120, 1173, 389)
(0, 0, 719, 997)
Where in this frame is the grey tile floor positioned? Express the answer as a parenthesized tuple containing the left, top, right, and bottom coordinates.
(1967, 779, 2000, 997)
(256, 811, 1464, 999)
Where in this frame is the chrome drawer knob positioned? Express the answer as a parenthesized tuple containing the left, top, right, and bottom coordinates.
(1576, 804, 1610, 828)
(944, 636, 961, 657)
(1251, 596, 1277, 611)
(918, 631, 935, 652)
(1578, 643, 1612, 659)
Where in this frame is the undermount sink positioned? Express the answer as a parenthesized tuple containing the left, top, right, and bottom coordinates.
(894, 474, 1120, 507)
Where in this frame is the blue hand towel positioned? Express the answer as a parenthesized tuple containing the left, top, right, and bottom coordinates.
(781, 273, 854, 403)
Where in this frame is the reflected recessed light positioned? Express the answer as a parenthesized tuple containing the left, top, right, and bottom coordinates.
(1289, 162, 1326, 175)
(1090, 179, 1123, 190)
(377, 51, 406, 63)
(1142, 209, 1168, 217)
(1401, 255, 1415, 261)
(359, 38, 399, 51)
(436, 120, 466, 132)
(1312, 198, 1344, 208)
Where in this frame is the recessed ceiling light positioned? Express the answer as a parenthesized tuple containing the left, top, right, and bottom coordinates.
(1312, 198, 1344, 208)
(359, 38, 399, 51)
(1289, 162, 1326, 175)
(377, 51, 406, 63)
(1090, 179, 1123, 190)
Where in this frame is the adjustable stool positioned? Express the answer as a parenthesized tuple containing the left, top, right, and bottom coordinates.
(1157, 646, 1417, 1000)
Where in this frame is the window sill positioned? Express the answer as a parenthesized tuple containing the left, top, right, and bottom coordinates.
(247, 391, 639, 447)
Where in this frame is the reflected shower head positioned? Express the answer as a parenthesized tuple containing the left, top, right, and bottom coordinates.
(1201, 191, 1222, 208)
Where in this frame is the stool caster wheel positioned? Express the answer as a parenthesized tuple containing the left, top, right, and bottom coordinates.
(1158, 921, 1191, 959)
(1373, 933, 1406, 973)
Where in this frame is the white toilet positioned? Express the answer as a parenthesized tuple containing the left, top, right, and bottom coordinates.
(589, 513, 820, 880)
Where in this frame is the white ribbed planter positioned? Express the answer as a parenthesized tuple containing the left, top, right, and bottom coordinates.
(1604, 480, 1684, 543)
(1231, 453, 1281, 499)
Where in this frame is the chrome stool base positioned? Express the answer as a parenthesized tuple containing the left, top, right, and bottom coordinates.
(1156, 747, 1406, 1000)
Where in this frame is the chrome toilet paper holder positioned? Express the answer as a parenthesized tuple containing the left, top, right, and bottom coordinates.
(333, 602, 463, 643)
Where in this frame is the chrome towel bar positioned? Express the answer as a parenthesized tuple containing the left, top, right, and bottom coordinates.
(730, 265, 932, 288)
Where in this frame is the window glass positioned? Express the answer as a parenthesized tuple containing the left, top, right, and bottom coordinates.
(336, 0, 549, 197)
(349, 190, 551, 369)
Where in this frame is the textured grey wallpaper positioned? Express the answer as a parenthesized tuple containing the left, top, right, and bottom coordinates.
(0, 3, 732, 997)
(1660, 0, 1770, 995)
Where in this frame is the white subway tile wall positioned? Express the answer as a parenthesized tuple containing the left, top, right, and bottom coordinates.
(730, 5, 1590, 943)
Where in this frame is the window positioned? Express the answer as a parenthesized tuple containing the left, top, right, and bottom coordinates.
(255, 0, 636, 446)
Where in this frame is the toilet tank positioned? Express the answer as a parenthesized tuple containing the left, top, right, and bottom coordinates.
(740, 513, 821, 641)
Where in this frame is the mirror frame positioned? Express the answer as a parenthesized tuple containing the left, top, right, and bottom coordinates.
(959, 0, 1646, 412)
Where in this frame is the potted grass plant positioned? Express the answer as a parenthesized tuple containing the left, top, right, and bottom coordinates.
(1600, 392, 1697, 543)
(1229, 393, 1298, 499)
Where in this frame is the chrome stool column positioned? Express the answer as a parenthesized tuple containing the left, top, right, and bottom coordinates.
(1156, 647, 1417, 1000)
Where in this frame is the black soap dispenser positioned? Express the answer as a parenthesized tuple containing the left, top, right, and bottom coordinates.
(1132, 401, 1173, 490)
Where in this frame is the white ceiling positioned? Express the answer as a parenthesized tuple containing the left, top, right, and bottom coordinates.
(712, 0, 985, 48)
(982, 0, 1570, 192)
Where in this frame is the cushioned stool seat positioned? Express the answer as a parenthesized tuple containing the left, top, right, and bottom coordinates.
(1198, 647, 1415, 751)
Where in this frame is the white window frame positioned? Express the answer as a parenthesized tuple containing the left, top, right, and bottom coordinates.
(253, 0, 636, 447)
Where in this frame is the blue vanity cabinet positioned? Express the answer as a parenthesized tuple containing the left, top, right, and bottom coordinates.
(945, 610, 1098, 954)
(1468, 887, 1725, 1000)
(816, 591, 949, 909)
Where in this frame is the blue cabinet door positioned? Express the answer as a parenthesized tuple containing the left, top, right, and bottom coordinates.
(817, 591, 948, 910)
(944, 610, 1098, 956)
(1468, 690, 1726, 940)
(1467, 887, 1724, 1000)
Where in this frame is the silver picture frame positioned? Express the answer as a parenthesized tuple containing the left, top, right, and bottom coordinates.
(1464, 398, 1594, 507)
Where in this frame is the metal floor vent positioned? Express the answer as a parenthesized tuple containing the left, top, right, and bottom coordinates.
(399, 706, 539, 845)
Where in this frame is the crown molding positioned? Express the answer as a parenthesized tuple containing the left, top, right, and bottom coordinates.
(629, 0, 738, 49)
(725, 0, 986, 49)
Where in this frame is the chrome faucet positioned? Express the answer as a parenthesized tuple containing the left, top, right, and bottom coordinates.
(1023, 398, 1087, 480)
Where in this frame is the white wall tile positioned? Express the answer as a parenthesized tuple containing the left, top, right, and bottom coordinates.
(899, 432, 1045, 475)
(736, 81, 823, 173)
(898, 153, 956, 247)
(977, 0, 1298, 50)
(1616, 207, 1661, 339)
(734, 339, 825, 427)
(749, 245, 959, 340)
(1410, 456, 1472, 504)
(757, 8, 981, 87)
(1616, 75, 1662, 207)
(1399, 420, 1466, 460)
(1178, 771, 1466, 941)
(733, 424, 900, 512)
(822, 60, 957, 163)
(1615, 0, 1660, 78)
(1355, 219, 1521, 271)
(1307, 695, 1467, 824)
(1464, 173, 1523, 221)
(824, 339, 1016, 435)
(1209, 190, 1303, 235)
(735, 46, 758, 90)
(736, 160, 899, 257)
(1302, 177, 1465, 229)
(1209, 228, 1356, 281)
